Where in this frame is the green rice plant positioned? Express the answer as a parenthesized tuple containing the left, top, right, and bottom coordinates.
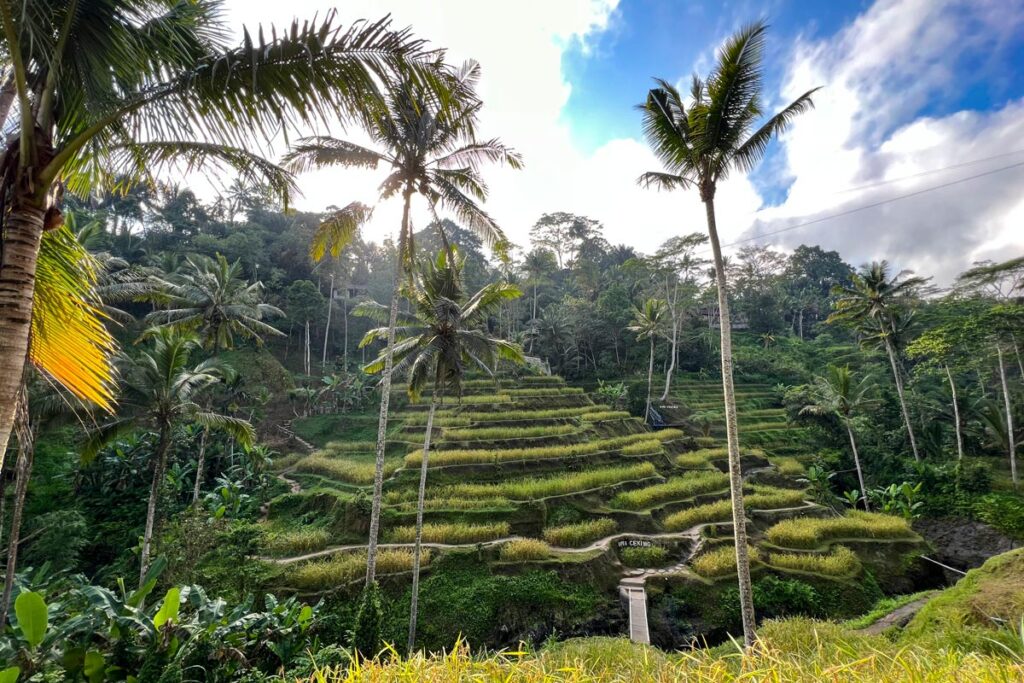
(402, 414, 472, 427)
(772, 456, 806, 475)
(293, 454, 399, 485)
(506, 387, 585, 397)
(499, 538, 552, 561)
(691, 544, 762, 578)
(272, 453, 303, 471)
(542, 518, 617, 547)
(290, 549, 425, 590)
(742, 421, 792, 431)
(694, 436, 720, 447)
(452, 406, 611, 423)
(620, 546, 670, 567)
(407, 431, 683, 468)
(323, 440, 377, 452)
(445, 393, 513, 405)
(621, 439, 663, 456)
(610, 470, 729, 510)
(441, 424, 577, 441)
(263, 527, 332, 556)
(744, 485, 807, 509)
(766, 511, 915, 549)
(581, 410, 633, 422)
(385, 522, 510, 544)
(518, 375, 565, 384)
(662, 499, 733, 531)
(441, 463, 658, 501)
(768, 545, 861, 577)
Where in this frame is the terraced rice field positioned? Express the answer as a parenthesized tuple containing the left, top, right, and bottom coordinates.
(265, 373, 922, 597)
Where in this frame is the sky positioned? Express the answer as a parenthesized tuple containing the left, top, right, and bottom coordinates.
(222, 0, 1024, 284)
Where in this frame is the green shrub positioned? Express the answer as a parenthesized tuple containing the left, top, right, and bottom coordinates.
(610, 470, 729, 510)
(974, 493, 1024, 540)
(499, 539, 551, 561)
(351, 582, 383, 658)
(692, 544, 762, 578)
(768, 545, 861, 576)
(543, 519, 617, 547)
(385, 522, 510, 544)
(442, 463, 657, 500)
(620, 546, 669, 567)
(766, 511, 915, 549)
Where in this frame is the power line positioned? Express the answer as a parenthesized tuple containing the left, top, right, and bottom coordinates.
(715, 158, 1024, 252)
(831, 148, 1024, 195)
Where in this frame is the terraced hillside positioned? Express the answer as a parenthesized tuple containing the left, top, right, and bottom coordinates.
(262, 373, 930, 647)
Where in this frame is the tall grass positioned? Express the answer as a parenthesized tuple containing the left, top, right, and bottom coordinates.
(581, 411, 634, 422)
(293, 454, 399, 485)
(506, 387, 585, 397)
(543, 519, 618, 547)
(620, 546, 670, 567)
(766, 511, 915, 549)
(692, 544, 763, 578)
(441, 424, 577, 441)
(499, 538, 552, 561)
(768, 545, 861, 577)
(441, 463, 658, 500)
(263, 528, 332, 556)
(772, 456, 806, 475)
(662, 500, 733, 531)
(621, 439, 663, 456)
(610, 470, 729, 510)
(404, 405, 610, 426)
(383, 492, 513, 511)
(385, 522, 510, 544)
(744, 485, 807, 509)
(290, 549, 424, 590)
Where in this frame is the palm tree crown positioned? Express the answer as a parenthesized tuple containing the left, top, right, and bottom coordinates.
(829, 261, 927, 337)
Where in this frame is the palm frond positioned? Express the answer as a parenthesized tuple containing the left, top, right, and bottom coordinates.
(310, 202, 373, 262)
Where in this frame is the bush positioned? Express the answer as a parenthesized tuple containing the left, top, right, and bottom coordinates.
(766, 511, 915, 549)
(385, 522, 510, 544)
(610, 470, 729, 510)
(691, 544, 762, 578)
(974, 493, 1024, 540)
(351, 582, 383, 658)
(768, 545, 861, 576)
(620, 546, 669, 567)
(499, 539, 551, 561)
(543, 519, 618, 547)
(440, 463, 657, 501)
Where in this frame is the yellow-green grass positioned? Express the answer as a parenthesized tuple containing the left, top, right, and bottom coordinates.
(543, 519, 618, 547)
(272, 453, 303, 471)
(506, 387, 585, 397)
(293, 454, 399, 485)
(621, 439, 663, 456)
(385, 522, 510, 544)
(581, 410, 633, 422)
(440, 462, 658, 501)
(692, 544, 763, 578)
(442, 424, 577, 441)
(407, 430, 684, 467)
(742, 421, 792, 431)
(499, 538, 552, 561)
(662, 500, 733, 531)
(404, 405, 610, 425)
(383, 492, 513, 511)
(768, 545, 861, 577)
(772, 456, 806, 475)
(620, 546, 670, 567)
(610, 470, 729, 510)
(674, 446, 766, 468)
(322, 439, 377, 452)
(766, 511, 915, 549)
(290, 549, 425, 590)
(263, 527, 332, 556)
(744, 485, 807, 509)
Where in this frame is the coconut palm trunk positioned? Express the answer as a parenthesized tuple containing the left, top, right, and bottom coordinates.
(139, 425, 171, 586)
(844, 419, 869, 510)
(0, 206, 46, 465)
(946, 364, 964, 461)
(0, 389, 32, 625)
(661, 312, 678, 401)
(192, 427, 209, 504)
(323, 274, 334, 370)
(645, 336, 655, 422)
(997, 345, 1018, 487)
(365, 190, 411, 585)
(408, 383, 441, 653)
(703, 196, 756, 647)
(882, 334, 920, 462)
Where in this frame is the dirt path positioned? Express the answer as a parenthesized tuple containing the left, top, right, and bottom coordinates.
(857, 595, 934, 635)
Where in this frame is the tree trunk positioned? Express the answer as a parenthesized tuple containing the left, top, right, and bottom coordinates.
(798, 309, 804, 340)
(303, 320, 311, 376)
(408, 386, 441, 653)
(997, 345, 1017, 487)
(343, 298, 349, 369)
(322, 275, 334, 371)
(366, 190, 410, 586)
(946, 364, 964, 461)
(1012, 333, 1024, 380)
(844, 419, 869, 511)
(703, 195, 756, 647)
(0, 390, 32, 625)
(139, 426, 171, 587)
(661, 317, 678, 402)
(645, 337, 655, 423)
(0, 205, 46, 468)
(883, 336, 920, 462)
(192, 427, 209, 504)
(532, 283, 538, 320)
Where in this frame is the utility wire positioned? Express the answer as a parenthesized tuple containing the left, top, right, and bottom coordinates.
(832, 148, 1024, 195)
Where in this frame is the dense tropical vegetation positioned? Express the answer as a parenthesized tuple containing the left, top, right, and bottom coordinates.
(0, 3, 1022, 681)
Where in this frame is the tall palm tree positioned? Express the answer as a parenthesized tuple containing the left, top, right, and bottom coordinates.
(628, 298, 667, 423)
(800, 365, 877, 508)
(829, 262, 927, 461)
(357, 249, 523, 652)
(0, 0, 438, 467)
(83, 329, 255, 585)
(637, 21, 819, 646)
(285, 61, 522, 584)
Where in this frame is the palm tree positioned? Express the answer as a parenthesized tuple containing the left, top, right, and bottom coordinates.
(0, 0, 438, 467)
(147, 253, 282, 502)
(83, 329, 255, 585)
(285, 62, 522, 584)
(829, 262, 927, 461)
(357, 249, 523, 653)
(629, 299, 667, 422)
(637, 21, 819, 646)
(522, 248, 557, 324)
(800, 365, 877, 509)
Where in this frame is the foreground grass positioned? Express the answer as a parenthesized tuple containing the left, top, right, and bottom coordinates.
(304, 620, 1024, 681)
